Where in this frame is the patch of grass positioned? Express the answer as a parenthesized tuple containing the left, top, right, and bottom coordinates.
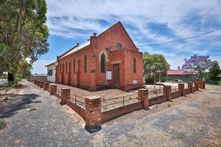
(206, 79, 221, 86)
(0, 120, 7, 130)
(0, 81, 18, 90)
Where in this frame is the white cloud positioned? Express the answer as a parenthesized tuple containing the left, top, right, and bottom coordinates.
(46, 0, 221, 69)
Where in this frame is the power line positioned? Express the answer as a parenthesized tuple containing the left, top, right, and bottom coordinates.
(137, 28, 221, 46)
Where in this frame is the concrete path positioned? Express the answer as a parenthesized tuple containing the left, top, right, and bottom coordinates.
(0, 81, 221, 146)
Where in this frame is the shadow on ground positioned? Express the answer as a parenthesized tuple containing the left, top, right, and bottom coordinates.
(0, 93, 40, 118)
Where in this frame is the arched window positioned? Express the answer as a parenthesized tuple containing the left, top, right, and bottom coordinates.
(133, 58, 136, 73)
(116, 42, 122, 49)
(66, 61, 68, 73)
(101, 53, 106, 73)
(73, 58, 75, 73)
(84, 55, 87, 72)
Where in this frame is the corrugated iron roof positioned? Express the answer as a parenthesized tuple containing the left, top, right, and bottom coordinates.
(167, 70, 193, 75)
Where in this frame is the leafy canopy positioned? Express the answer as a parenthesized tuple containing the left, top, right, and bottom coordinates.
(209, 61, 221, 81)
(182, 54, 213, 79)
(143, 53, 170, 74)
(0, 0, 49, 76)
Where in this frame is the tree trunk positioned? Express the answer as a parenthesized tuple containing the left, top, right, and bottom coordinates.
(8, 72, 15, 85)
(199, 72, 203, 80)
(159, 72, 161, 83)
(154, 72, 156, 89)
(191, 71, 193, 82)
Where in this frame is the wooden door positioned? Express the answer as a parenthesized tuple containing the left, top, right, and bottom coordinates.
(113, 64, 120, 87)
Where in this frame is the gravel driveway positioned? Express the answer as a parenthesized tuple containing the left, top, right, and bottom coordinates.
(0, 81, 221, 146)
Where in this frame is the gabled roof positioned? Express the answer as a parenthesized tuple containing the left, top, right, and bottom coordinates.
(45, 61, 57, 67)
(167, 70, 193, 75)
(57, 21, 137, 59)
(59, 41, 90, 59)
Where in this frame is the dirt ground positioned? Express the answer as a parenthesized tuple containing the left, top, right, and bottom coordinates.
(0, 81, 221, 146)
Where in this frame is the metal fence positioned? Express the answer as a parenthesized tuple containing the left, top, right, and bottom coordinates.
(171, 86, 179, 93)
(70, 94, 87, 109)
(57, 88, 62, 96)
(101, 93, 138, 112)
(148, 86, 164, 99)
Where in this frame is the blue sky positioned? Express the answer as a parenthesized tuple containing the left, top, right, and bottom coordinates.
(32, 0, 221, 74)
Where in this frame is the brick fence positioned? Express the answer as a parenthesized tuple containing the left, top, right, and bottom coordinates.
(33, 80, 205, 133)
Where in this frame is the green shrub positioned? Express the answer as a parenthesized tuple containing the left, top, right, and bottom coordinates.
(0, 120, 7, 130)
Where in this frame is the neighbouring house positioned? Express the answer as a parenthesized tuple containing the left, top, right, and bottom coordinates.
(166, 69, 196, 82)
(45, 62, 58, 82)
(29, 74, 47, 82)
(51, 22, 143, 91)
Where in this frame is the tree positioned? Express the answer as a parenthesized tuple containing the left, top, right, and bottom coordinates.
(182, 54, 213, 80)
(143, 53, 170, 86)
(209, 61, 221, 81)
(0, 0, 49, 81)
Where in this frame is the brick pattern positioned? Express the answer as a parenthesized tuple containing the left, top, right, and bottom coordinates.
(163, 85, 172, 101)
(60, 88, 70, 105)
(149, 95, 167, 106)
(198, 80, 205, 89)
(188, 82, 193, 93)
(44, 82, 49, 91)
(138, 89, 149, 109)
(101, 102, 142, 123)
(178, 83, 185, 96)
(194, 81, 199, 91)
(49, 84, 57, 95)
(171, 91, 182, 99)
(85, 96, 102, 132)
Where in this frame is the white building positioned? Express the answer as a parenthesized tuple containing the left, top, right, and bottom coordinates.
(45, 62, 57, 82)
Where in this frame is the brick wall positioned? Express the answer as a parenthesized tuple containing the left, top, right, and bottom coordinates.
(171, 91, 181, 99)
(149, 95, 167, 106)
(101, 102, 142, 123)
(66, 100, 87, 120)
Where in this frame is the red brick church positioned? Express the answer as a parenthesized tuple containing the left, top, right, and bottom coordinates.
(55, 22, 143, 91)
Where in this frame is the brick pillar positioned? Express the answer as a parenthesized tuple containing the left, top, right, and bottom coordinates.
(188, 82, 193, 93)
(50, 84, 57, 95)
(60, 88, 70, 105)
(198, 81, 202, 89)
(40, 82, 43, 88)
(194, 81, 199, 91)
(163, 85, 172, 101)
(138, 89, 149, 109)
(44, 82, 49, 91)
(85, 96, 101, 133)
(36, 81, 39, 86)
(178, 83, 185, 96)
(202, 81, 205, 89)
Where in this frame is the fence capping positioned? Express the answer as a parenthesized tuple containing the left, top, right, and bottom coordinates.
(85, 95, 101, 100)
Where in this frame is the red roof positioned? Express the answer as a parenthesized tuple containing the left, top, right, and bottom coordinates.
(167, 70, 192, 75)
